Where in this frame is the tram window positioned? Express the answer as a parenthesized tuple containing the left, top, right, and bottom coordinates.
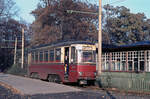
(128, 61, 133, 71)
(82, 51, 93, 62)
(93, 51, 96, 62)
(71, 47, 76, 63)
(49, 50, 54, 61)
(140, 61, 144, 71)
(31, 52, 35, 62)
(44, 51, 48, 62)
(35, 52, 38, 62)
(55, 48, 61, 62)
(39, 51, 43, 62)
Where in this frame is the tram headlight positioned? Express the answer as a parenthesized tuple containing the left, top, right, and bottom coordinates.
(78, 72, 83, 76)
(94, 72, 97, 76)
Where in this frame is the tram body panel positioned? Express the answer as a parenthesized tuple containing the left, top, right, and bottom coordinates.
(77, 64, 96, 79)
(29, 63, 64, 80)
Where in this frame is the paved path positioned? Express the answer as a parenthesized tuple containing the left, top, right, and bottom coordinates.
(0, 73, 81, 95)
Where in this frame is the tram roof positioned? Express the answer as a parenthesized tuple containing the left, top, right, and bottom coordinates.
(31, 40, 95, 50)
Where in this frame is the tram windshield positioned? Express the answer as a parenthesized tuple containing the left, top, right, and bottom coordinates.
(81, 51, 96, 63)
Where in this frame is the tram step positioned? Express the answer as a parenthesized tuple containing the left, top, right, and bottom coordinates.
(64, 79, 69, 82)
(64, 75, 69, 80)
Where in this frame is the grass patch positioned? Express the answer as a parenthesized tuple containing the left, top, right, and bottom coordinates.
(6, 64, 27, 76)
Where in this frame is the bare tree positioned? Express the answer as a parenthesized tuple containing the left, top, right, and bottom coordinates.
(0, 0, 18, 19)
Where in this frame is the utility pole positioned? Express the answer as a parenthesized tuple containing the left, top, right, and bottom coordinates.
(98, 0, 102, 75)
(21, 28, 24, 69)
(13, 37, 17, 65)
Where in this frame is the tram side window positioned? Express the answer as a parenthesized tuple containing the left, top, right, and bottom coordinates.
(71, 47, 76, 63)
(49, 50, 54, 61)
(44, 51, 48, 62)
(55, 48, 61, 62)
(39, 51, 43, 62)
(31, 52, 35, 62)
(35, 52, 38, 62)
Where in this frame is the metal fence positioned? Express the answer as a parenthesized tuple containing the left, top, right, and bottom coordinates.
(97, 72, 150, 92)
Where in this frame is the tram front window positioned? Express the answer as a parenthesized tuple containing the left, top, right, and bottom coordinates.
(81, 51, 95, 63)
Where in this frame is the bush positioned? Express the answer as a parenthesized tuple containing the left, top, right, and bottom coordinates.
(6, 64, 27, 76)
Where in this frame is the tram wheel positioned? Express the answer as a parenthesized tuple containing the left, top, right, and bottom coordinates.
(30, 72, 39, 79)
(48, 75, 53, 82)
(54, 75, 61, 83)
(48, 74, 61, 83)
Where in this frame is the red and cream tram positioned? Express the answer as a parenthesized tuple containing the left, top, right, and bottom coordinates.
(28, 41, 96, 84)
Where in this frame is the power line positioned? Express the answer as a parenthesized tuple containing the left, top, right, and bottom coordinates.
(66, 10, 98, 15)
(66, 0, 128, 15)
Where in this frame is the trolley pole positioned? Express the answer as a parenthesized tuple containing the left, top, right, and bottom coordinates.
(98, 0, 102, 75)
(21, 28, 24, 69)
(14, 37, 17, 65)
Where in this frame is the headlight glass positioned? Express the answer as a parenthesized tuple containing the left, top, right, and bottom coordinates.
(94, 72, 97, 76)
(78, 72, 83, 76)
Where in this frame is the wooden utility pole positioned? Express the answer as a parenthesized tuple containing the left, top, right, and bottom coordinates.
(21, 28, 24, 69)
(98, 0, 102, 75)
(14, 37, 17, 65)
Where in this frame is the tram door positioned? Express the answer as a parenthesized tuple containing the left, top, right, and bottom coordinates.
(64, 47, 70, 77)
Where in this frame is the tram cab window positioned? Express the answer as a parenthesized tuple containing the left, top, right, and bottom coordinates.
(55, 48, 61, 62)
(49, 50, 54, 61)
(81, 51, 95, 63)
(39, 51, 43, 62)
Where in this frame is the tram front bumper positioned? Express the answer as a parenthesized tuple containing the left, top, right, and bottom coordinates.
(79, 80, 87, 85)
(78, 77, 95, 85)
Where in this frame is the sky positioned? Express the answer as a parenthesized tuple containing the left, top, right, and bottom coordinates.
(14, 0, 39, 23)
(14, 0, 150, 23)
(102, 0, 150, 17)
